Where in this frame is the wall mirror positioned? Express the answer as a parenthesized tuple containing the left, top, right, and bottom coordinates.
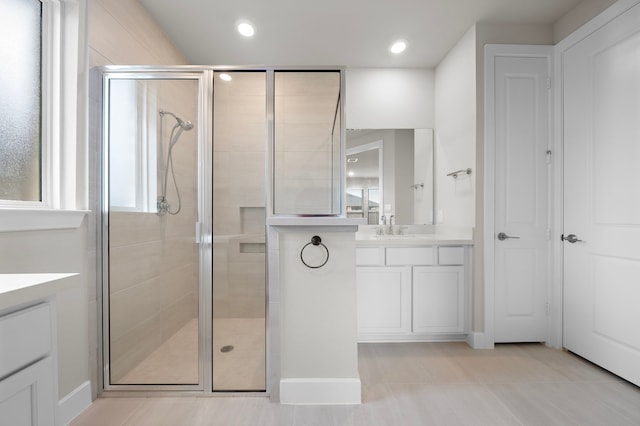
(346, 129, 434, 225)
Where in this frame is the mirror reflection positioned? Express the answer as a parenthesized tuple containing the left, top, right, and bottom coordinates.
(346, 129, 434, 225)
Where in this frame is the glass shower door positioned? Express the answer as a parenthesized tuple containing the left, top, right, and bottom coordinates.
(104, 73, 204, 388)
(212, 71, 267, 391)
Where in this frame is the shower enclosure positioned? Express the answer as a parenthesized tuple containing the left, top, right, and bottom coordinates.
(98, 67, 344, 393)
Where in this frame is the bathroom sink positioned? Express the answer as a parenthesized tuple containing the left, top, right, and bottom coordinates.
(374, 234, 420, 240)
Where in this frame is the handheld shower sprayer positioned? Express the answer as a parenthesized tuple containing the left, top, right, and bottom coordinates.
(157, 110, 194, 215)
(159, 109, 194, 131)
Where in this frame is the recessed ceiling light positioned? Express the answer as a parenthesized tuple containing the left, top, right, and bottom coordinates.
(348, 171, 355, 177)
(219, 73, 232, 81)
(390, 40, 407, 54)
(347, 158, 358, 163)
(237, 20, 255, 37)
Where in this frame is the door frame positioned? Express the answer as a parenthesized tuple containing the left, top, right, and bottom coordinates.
(98, 68, 212, 392)
(483, 44, 556, 349)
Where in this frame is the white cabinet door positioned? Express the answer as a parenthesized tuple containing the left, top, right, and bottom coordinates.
(0, 357, 55, 426)
(356, 266, 411, 335)
(412, 266, 464, 333)
(563, 2, 640, 387)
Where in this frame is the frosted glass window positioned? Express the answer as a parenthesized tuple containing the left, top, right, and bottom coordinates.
(0, 0, 42, 202)
(273, 71, 342, 215)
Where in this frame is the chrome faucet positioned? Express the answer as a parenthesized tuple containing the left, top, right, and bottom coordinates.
(388, 215, 395, 234)
(378, 215, 387, 235)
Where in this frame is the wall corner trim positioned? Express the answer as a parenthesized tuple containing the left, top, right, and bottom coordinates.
(467, 332, 495, 349)
(280, 378, 362, 405)
(57, 380, 92, 425)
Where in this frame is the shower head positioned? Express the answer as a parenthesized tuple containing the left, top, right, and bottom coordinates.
(180, 120, 194, 131)
(160, 110, 194, 131)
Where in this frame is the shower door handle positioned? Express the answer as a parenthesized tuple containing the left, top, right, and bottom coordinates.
(196, 222, 212, 245)
(195, 222, 202, 244)
(195, 222, 211, 245)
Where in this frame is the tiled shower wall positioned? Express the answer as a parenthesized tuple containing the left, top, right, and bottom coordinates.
(108, 79, 199, 382)
(213, 72, 266, 320)
(273, 72, 341, 215)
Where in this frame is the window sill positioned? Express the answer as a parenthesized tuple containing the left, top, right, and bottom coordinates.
(0, 209, 89, 233)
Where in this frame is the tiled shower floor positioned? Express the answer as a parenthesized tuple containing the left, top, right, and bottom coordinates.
(118, 318, 265, 390)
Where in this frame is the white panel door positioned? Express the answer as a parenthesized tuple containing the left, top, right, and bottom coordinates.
(563, 2, 640, 386)
(493, 53, 551, 342)
(413, 266, 465, 333)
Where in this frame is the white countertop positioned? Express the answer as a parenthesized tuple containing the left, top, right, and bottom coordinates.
(356, 234, 473, 246)
(355, 225, 473, 246)
(0, 273, 79, 311)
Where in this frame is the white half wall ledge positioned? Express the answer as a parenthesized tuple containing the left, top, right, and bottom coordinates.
(280, 378, 362, 405)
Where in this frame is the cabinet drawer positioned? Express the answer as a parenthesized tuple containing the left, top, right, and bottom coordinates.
(386, 247, 435, 265)
(438, 246, 465, 265)
(356, 247, 385, 266)
(0, 303, 52, 379)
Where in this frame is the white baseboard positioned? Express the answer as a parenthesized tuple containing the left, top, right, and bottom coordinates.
(280, 378, 361, 405)
(467, 332, 495, 349)
(57, 380, 92, 425)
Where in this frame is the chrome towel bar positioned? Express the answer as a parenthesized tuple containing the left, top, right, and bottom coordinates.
(447, 168, 472, 178)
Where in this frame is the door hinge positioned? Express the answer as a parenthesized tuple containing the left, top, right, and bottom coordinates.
(546, 150, 552, 164)
(546, 228, 551, 241)
(547, 76, 551, 90)
(545, 302, 551, 315)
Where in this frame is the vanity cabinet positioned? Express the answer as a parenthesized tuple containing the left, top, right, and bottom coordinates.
(356, 266, 411, 334)
(0, 302, 56, 425)
(356, 244, 469, 341)
(412, 266, 464, 333)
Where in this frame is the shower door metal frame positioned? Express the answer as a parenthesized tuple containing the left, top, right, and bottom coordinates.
(97, 65, 345, 396)
(99, 67, 213, 392)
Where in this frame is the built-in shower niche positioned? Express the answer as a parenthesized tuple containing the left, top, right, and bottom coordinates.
(240, 206, 266, 234)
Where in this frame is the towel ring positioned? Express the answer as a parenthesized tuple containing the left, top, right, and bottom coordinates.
(300, 235, 329, 269)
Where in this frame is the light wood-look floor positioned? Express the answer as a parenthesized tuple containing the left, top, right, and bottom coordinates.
(72, 342, 640, 425)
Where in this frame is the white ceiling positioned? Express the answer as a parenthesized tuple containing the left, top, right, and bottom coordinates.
(139, 0, 582, 68)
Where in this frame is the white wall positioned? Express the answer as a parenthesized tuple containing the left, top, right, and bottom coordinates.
(434, 26, 477, 230)
(346, 68, 435, 129)
(278, 230, 360, 403)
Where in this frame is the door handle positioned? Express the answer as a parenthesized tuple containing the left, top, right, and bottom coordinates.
(561, 233, 584, 243)
(497, 232, 520, 241)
